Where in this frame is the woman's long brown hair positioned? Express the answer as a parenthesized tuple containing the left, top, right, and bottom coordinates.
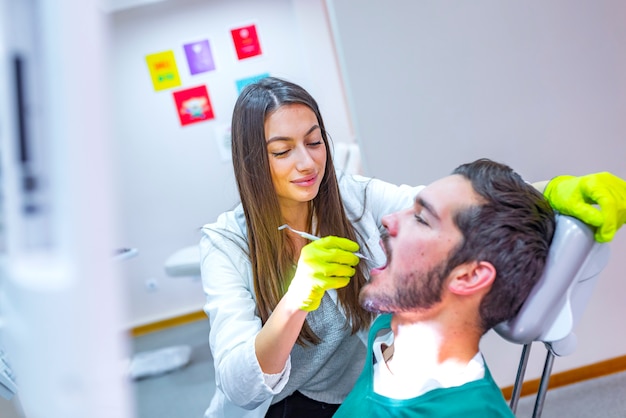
(230, 77, 373, 345)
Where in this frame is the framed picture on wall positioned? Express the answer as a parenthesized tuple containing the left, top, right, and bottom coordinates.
(145, 50, 182, 91)
(172, 85, 215, 126)
(230, 23, 262, 60)
(183, 39, 216, 75)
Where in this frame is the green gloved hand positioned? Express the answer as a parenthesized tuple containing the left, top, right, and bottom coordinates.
(286, 236, 360, 311)
(544, 172, 626, 243)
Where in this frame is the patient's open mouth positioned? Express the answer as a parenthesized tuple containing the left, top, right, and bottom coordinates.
(371, 239, 389, 274)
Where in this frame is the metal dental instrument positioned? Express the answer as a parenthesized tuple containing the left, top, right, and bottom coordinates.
(278, 224, 369, 260)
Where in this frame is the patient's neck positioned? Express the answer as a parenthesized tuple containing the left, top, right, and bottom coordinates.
(388, 313, 481, 375)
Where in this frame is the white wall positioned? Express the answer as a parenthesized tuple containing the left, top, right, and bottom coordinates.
(110, 0, 353, 327)
(111, 0, 626, 389)
(326, 0, 626, 387)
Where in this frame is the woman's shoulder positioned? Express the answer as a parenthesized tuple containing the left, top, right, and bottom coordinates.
(338, 171, 424, 215)
(202, 204, 244, 231)
(201, 204, 248, 248)
(337, 171, 376, 202)
(338, 171, 424, 196)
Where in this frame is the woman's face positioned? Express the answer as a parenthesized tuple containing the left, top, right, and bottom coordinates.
(264, 104, 327, 215)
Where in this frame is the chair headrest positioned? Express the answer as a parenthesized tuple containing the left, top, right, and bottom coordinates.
(494, 215, 610, 354)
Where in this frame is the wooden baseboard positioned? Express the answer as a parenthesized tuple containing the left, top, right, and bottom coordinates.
(130, 310, 207, 337)
(501, 354, 626, 399)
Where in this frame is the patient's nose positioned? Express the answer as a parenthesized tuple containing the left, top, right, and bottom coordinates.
(381, 213, 397, 236)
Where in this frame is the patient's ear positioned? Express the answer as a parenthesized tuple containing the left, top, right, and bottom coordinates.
(448, 261, 496, 296)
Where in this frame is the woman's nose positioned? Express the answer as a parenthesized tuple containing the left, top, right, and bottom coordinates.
(294, 148, 315, 171)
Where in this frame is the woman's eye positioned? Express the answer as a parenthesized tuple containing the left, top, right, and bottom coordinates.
(271, 149, 289, 157)
(307, 140, 323, 147)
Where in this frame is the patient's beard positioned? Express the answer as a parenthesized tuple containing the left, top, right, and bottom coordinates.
(359, 260, 448, 314)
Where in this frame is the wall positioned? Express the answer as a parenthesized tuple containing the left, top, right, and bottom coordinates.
(326, 0, 626, 387)
(110, 0, 353, 327)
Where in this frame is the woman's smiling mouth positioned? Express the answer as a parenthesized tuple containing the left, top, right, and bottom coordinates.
(292, 174, 318, 187)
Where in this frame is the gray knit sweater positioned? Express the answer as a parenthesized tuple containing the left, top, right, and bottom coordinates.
(272, 292, 367, 405)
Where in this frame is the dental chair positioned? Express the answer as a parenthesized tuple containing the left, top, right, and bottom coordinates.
(494, 214, 611, 418)
(164, 245, 201, 278)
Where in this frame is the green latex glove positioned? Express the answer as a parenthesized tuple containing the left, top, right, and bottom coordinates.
(544, 172, 626, 243)
(286, 236, 360, 311)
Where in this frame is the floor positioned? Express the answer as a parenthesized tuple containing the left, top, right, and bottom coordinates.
(131, 317, 214, 418)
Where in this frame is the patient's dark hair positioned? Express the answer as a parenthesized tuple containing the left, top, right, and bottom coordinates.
(444, 158, 556, 332)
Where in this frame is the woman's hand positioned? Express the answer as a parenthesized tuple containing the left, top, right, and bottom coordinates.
(286, 236, 360, 311)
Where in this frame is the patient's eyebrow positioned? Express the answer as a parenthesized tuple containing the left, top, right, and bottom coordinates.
(416, 196, 440, 221)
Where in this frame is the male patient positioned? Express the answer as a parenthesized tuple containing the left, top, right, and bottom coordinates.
(334, 158, 556, 417)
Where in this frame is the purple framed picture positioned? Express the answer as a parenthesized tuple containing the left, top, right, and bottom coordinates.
(183, 39, 216, 75)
